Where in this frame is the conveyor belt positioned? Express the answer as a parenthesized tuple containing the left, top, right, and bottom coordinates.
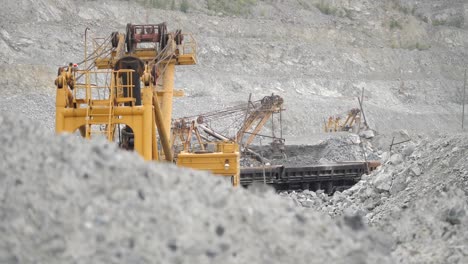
(240, 161, 380, 194)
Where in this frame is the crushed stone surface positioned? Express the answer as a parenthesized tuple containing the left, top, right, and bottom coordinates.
(0, 113, 394, 264)
(245, 133, 379, 167)
(284, 134, 468, 263)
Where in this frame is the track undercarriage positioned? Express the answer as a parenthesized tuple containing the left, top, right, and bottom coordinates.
(241, 161, 380, 194)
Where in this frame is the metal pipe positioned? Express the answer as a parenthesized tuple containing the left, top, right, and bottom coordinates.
(84, 28, 90, 70)
(242, 131, 280, 139)
(152, 111, 159, 160)
(62, 107, 144, 117)
(358, 89, 369, 129)
(153, 96, 173, 162)
(161, 60, 176, 138)
(198, 124, 230, 141)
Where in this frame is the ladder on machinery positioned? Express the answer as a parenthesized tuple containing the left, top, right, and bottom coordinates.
(85, 95, 114, 140)
(81, 69, 136, 141)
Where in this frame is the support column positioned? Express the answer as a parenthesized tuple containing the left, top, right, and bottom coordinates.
(55, 89, 67, 133)
(142, 87, 153, 161)
(161, 59, 176, 139)
(132, 117, 144, 161)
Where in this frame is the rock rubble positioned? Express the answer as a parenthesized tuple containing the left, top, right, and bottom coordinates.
(284, 134, 468, 263)
(0, 113, 395, 263)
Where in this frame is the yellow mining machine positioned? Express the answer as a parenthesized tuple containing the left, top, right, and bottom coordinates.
(324, 108, 361, 133)
(236, 94, 284, 150)
(171, 94, 285, 161)
(54, 23, 240, 185)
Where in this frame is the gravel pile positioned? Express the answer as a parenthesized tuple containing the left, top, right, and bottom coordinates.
(319, 134, 378, 163)
(284, 134, 468, 263)
(249, 133, 380, 166)
(0, 113, 395, 263)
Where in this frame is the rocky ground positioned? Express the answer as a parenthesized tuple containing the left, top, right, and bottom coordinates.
(0, 113, 395, 263)
(245, 132, 379, 166)
(285, 134, 468, 263)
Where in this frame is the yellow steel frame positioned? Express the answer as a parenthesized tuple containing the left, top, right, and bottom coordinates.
(56, 69, 158, 161)
(55, 29, 239, 185)
(177, 142, 240, 186)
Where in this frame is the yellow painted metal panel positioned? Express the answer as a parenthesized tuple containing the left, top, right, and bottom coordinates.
(177, 152, 239, 175)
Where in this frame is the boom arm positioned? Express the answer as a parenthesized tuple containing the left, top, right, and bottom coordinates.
(236, 95, 284, 148)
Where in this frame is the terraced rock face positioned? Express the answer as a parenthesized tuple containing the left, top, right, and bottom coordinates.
(1, 0, 467, 137)
(0, 113, 394, 263)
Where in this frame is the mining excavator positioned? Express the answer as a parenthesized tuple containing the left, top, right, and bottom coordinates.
(324, 108, 362, 133)
(55, 23, 378, 193)
(55, 23, 240, 185)
(171, 94, 285, 161)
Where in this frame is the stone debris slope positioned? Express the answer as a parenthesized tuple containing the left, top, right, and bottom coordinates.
(244, 133, 378, 167)
(0, 113, 394, 264)
(286, 134, 468, 263)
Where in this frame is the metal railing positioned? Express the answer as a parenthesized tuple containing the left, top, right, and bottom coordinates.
(72, 69, 137, 106)
(180, 33, 197, 57)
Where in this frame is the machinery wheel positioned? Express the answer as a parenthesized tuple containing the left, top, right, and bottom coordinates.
(174, 29, 183, 45)
(151, 64, 158, 85)
(111, 32, 119, 48)
(125, 23, 133, 53)
(158, 23, 167, 51)
(261, 96, 272, 107)
(196, 116, 204, 124)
